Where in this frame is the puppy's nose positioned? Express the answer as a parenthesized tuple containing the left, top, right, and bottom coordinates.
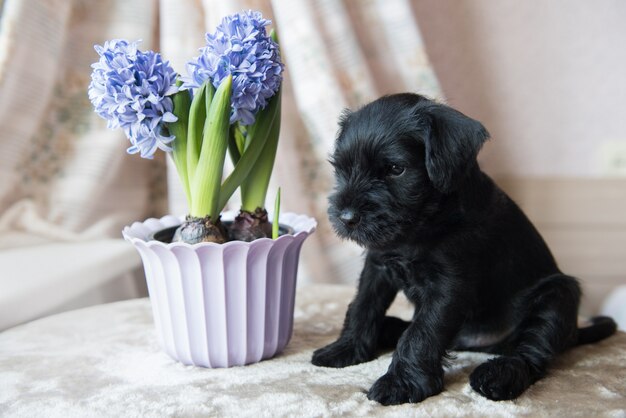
(339, 209, 361, 228)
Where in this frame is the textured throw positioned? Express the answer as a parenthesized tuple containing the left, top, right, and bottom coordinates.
(1, 285, 624, 417)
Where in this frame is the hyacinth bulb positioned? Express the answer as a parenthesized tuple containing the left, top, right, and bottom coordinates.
(172, 216, 227, 244)
(229, 208, 273, 242)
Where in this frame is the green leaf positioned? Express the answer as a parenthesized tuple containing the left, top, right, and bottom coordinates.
(187, 81, 214, 185)
(217, 90, 281, 211)
(272, 187, 281, 239)
(168, 81, 192, 206)
(240, 89, 282, 211)
(190, 75, 232, 219)
(270, 28, 279, 44)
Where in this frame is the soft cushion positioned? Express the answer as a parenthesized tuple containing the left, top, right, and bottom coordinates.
(0, 285, 624, 416)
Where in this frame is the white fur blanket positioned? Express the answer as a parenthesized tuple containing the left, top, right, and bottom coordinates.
(1, 285, 624, 417)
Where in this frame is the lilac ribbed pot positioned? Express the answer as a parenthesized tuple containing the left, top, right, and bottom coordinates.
(122, 211, 316, 368)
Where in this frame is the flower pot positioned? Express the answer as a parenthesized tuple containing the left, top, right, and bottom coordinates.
(122, 211, 316, 368)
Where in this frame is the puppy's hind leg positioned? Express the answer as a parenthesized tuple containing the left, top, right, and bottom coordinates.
(470, 274, 580, 401)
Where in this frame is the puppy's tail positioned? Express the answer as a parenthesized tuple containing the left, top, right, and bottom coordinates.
(577, 316, 617, 345)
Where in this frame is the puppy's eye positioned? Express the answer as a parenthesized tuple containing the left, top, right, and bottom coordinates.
(387, 164, 405, 177)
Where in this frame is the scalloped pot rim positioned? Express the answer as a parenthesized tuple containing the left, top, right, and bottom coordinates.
(122, 212, 317, 250)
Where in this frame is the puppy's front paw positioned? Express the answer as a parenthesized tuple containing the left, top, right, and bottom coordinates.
(469, 356, 533, 401)
(367, 373, 416, 405)
(312, 339, 373, 368)
(367, 370, 442, 405)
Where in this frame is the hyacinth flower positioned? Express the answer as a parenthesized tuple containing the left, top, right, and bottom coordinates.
(88, 11, 284, 244)
(184, 10, 284, 242)
(88, 40, 180, 159)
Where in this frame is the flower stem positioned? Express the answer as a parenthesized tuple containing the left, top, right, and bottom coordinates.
(228, 126, 242, 165)
(190, 75, 232, 219)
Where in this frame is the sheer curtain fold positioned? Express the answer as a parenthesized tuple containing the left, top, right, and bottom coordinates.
(0, 0, 166, 249)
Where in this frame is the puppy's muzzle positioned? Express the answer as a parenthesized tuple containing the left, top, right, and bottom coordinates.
(339, 209, 361, 228)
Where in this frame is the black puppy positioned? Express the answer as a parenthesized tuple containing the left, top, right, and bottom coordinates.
(311, 93, 617, 405)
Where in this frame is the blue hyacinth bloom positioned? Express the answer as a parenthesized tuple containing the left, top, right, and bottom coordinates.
(184, 10, 283, 125)
(88, 40, 179, 159)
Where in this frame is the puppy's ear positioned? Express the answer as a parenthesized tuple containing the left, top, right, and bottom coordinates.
(419, 103, 489, 192)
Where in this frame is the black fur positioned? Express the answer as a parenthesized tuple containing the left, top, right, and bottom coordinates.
(312, 93, 617, 405)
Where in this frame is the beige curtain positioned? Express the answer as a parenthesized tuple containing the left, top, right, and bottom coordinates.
(0, 0, 167, 249)
(0, 0, 441, 285)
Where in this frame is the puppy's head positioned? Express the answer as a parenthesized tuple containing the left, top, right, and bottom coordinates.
(328, 93, 489, 248)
